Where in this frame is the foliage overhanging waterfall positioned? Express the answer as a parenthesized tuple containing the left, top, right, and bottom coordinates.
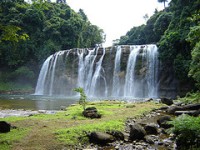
(35, 44, 159, 99)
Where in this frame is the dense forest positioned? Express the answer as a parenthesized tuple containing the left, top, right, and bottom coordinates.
(118, 0, 200, 91)
(0, 0, 104, 90)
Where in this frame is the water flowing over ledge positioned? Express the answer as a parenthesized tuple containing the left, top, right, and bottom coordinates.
(35, 45, 159, 99)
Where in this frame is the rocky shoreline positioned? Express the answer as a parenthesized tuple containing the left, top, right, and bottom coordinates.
(0, 109, 57, 118)
(81, 100, 200, 150)
(79, 106, 175, 150)
(0, 99, 199, 150)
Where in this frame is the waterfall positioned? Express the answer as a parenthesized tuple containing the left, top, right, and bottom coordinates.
(112, 46, 122, 97)
(77, 48, 98, 95)
(124, 46, 140, 97)
(77, 49, 85, 89)
(49, 51, 62, 95)
(90, 48, 107, 97)
(146, 45, 159, 98)
(34, 45, 159, 99)
(34, 55, 53, 95)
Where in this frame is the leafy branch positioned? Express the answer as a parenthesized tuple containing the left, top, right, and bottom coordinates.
(73, 87, 87, 111)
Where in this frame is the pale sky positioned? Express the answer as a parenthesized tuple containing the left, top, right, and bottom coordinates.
(49, 0, 169, 46)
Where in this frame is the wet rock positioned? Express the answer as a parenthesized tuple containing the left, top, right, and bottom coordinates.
(161, 97, 173, 106)
(144, 135, 155, 144)
(0, 121, 11, 133)
(144, 123, 158, 135)
(182, 103, 200, 110)
(129, 123, 146, 141)
(174, 110, 200, 116)
(88, 131, 115, 145)
(144, 98, 153, 102)
(157, 115, 173, 129)
(106, 130, 124, 141)
(163, 138, 173, 147)
(167, 106, 182, 114)
(167, 103, 200, 115)
(158, 106, 169, 110)
(60, 106, 67, 111)
(82, 107, 101, 119)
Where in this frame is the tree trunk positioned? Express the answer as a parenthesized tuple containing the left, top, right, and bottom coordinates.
(164, 1, 166, 8)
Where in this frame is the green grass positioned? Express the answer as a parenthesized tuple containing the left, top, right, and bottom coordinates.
(56, 120, 124, 145)
(0, 116, 27, 122)
(0, 101, 163, 149)
(0, 128, 29, 150)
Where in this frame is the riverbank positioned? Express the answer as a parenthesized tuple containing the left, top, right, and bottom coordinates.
(0, 100, 164, 150)
(1, 100, 199, 150)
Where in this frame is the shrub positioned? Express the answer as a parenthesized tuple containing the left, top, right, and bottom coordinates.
(178, 92, 200, 104)
(169, 114, 200, 149)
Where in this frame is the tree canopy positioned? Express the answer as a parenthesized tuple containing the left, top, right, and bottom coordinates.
(0, 0, 104, 85)
(118, 0, 200, 90)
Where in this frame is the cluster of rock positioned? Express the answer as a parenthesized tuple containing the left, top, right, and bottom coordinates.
(84, 99, 200, 150)
(82, 107, 101, 119)
(85, 107, 175, 150)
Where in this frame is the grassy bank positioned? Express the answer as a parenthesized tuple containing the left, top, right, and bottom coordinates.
(0, 101, 163, 150)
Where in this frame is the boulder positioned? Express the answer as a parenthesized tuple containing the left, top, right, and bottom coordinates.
(144, 135, 157, 144)
(182, 103, 200, 110)
(167, 103, 200, 115)
(129, 123, 146, 141)
(157, 115, 173, 129)
(82, 107, 101, 119)
(174, 110, 200, 116)
(0, 121, 11, 133)
(88, 131, 115, 145)
(160, 98, 173, 106)
(106, 130, 124, 141)
(144, 124, 158, 135)
(167, 106, 182, 114)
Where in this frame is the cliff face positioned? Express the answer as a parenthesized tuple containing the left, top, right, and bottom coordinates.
(35, 45, 190, 98)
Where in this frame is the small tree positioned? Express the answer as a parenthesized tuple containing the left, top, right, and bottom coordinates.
(73, 87, 87, 111)
(157, 0, 168, 9)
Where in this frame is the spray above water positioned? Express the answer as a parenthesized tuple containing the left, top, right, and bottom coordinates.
(34, 45, 159, 99)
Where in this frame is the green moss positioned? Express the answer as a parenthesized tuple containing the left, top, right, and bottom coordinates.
(56, 120, 124, 145)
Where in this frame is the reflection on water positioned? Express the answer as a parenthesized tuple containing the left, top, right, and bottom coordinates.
(0, 95, 79, 110)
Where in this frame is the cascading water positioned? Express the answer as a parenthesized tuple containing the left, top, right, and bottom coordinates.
(35, 55, 53, 95)
(124, 46, 140, 97)
(90, 48, 107, 97)
(35, 50, 72, 96)
(34, 45, 159, 99)
(112, 46, 122, 97)
(146, 45, 159, 98)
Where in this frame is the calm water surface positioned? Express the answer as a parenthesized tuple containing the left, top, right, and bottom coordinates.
(0, 95, 79, 110)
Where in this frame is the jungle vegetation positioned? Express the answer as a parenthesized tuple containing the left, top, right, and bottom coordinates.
(0, 0, 104, 89)
(118, 0, 200, 90)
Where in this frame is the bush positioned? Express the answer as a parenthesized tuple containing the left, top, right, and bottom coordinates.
(169, 114, 200, 149)
(12, 66, 35, 81)
(178, 92, 200, 104)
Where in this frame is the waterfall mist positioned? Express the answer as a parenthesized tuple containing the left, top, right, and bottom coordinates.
(34, 45, 159, 99)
